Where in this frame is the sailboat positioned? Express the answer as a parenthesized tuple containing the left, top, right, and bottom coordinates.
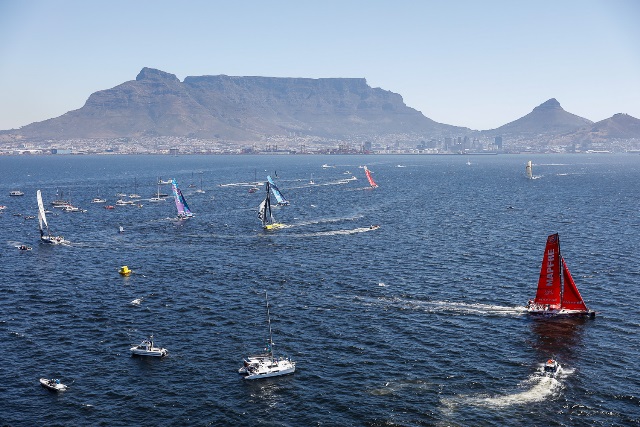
(309, 173, 315, 185)
(266, 175, 289, 206)
(129, 177, 141, 198)
(171, 179, 194, 219)
(257, 181, 283, 230)
(149, 184, 166, 202)
(37, 190, 65, 244)
(526, 233, 595, 317)
(526, 161, 533, 179)
(195, 176, 205, 194)
(363, 166, 378, 188)
(238, 291, 296, 380)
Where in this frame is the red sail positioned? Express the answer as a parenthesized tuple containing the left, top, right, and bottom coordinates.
(534, 233, 562, 307)
(364, 166, 378, 188)
(560, 258, 588, 311)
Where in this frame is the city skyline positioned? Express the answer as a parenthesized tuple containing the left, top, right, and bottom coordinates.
(1, 0, 639, 131)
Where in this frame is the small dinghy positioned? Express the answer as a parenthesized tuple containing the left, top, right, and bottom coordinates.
(542, 359, 560, 378)
(130, 335, 168, 357)
(40, 378, 67, 391)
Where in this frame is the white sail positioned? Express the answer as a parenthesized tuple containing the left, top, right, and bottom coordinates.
(526, 161, 533, 179)
(36, 190, 48, 232)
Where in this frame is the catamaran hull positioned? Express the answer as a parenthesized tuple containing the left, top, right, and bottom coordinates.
(244, 366, 295, 380)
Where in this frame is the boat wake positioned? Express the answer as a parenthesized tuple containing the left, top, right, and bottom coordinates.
(358, 296, 527, 317)
(441, 374, 562, 410)
(290, 226, 379, 238)
(287, 214, 364, 228)
(369, 379, 433, 396)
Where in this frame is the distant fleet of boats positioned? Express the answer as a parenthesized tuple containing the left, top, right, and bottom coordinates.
(6, 162, 596, 390)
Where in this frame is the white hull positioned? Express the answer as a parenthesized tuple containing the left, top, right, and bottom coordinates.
(130, 347, 168, 357)
(243, 360, 296, 380)
(40, 378, 67, 391)
(41, 235, 65, 245)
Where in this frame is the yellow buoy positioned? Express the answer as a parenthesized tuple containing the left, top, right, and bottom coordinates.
(119, 266, 131, 276)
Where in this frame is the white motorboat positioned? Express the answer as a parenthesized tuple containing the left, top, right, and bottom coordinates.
(39, 378, 67, 391)
(116, 199, 134, 206)
(91, 198, 107, 203)
(542, 359, 560, 378)
(10, 190, 24, 196)
(239, 292, 295, 380)
(130, 336, 168, 357)
(62, 205, 86, 212)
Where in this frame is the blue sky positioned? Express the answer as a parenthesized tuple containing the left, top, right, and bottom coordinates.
(1, 0, 638, 131)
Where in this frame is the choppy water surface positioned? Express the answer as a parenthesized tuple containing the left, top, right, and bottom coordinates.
(0, 154, 638, 426)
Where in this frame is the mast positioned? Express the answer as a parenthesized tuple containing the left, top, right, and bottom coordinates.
(265, 291, 275, 361)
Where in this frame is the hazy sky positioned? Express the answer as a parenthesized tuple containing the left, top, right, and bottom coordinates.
(1, 0, 638, 131)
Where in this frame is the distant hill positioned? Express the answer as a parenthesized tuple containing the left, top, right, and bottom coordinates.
(483, 98, 593, 137)
(3, 67, 465, 142)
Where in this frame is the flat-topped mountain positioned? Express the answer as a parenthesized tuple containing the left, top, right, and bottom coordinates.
(6, 67, 465, 142)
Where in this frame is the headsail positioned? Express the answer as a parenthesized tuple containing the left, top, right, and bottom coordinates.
(36, 190, 48, 233)
(533, 233, 562, 307)
(267, 175, 289, 206)
(364, 166, 378, 188)
(171, 179, 193, 218)
(526, 161, 533, 179)
(560, 258, 588, 311)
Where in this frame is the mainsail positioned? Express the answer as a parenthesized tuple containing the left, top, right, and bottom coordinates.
(266, 175, 289, 206)
(171, 179, 193, 219)
(534, 233, 562, 307)
(526, 161, 533, 179)
(36, 190, 49, 234)
(364, 166, 378, 188)
(258, 181, 277, 228)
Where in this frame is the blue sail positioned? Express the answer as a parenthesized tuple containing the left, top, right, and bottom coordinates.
(266, 176, 289, 206)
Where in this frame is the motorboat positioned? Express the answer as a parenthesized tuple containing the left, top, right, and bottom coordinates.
(62, 205, 86, 212)
(39, 378, 67, 391)
(18, 245, 32, 251)
(116, 199, 134, 206)
(130, 336, 168, 357)
(104, 205, 115, 210)
(10, 190, 24, 196)
(91, 198, 107, 203)
(542, 359, 560, 378)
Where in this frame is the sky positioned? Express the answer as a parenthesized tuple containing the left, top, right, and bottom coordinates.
(1, 0, 639, 131)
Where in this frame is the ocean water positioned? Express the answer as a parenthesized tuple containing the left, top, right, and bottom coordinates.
(0, 154, 638, 426)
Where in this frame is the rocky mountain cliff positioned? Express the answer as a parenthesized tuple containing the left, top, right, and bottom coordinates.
(7, 67, 465, 142)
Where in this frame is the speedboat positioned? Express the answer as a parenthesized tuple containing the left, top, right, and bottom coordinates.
(91, 198, 106, 203)
(10, 190, 24, 196)
(130, 336, 168, 357)
(39, 378, 67, 391)
(542, 359, 560, 378)
(18, 245, 32, 251)
(116, 199, 134, 206)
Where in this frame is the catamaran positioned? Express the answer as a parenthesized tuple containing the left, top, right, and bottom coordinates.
(363, 166, 378, 188)
(526, 233, 595, 317)
(266, 175, 289, 206)
(258, 181, 283, 230)
(171, 179, 193, 219)
(526, 161, 533, 179)
(238, 292, 296, 380)
(37, 190, 65, 245)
